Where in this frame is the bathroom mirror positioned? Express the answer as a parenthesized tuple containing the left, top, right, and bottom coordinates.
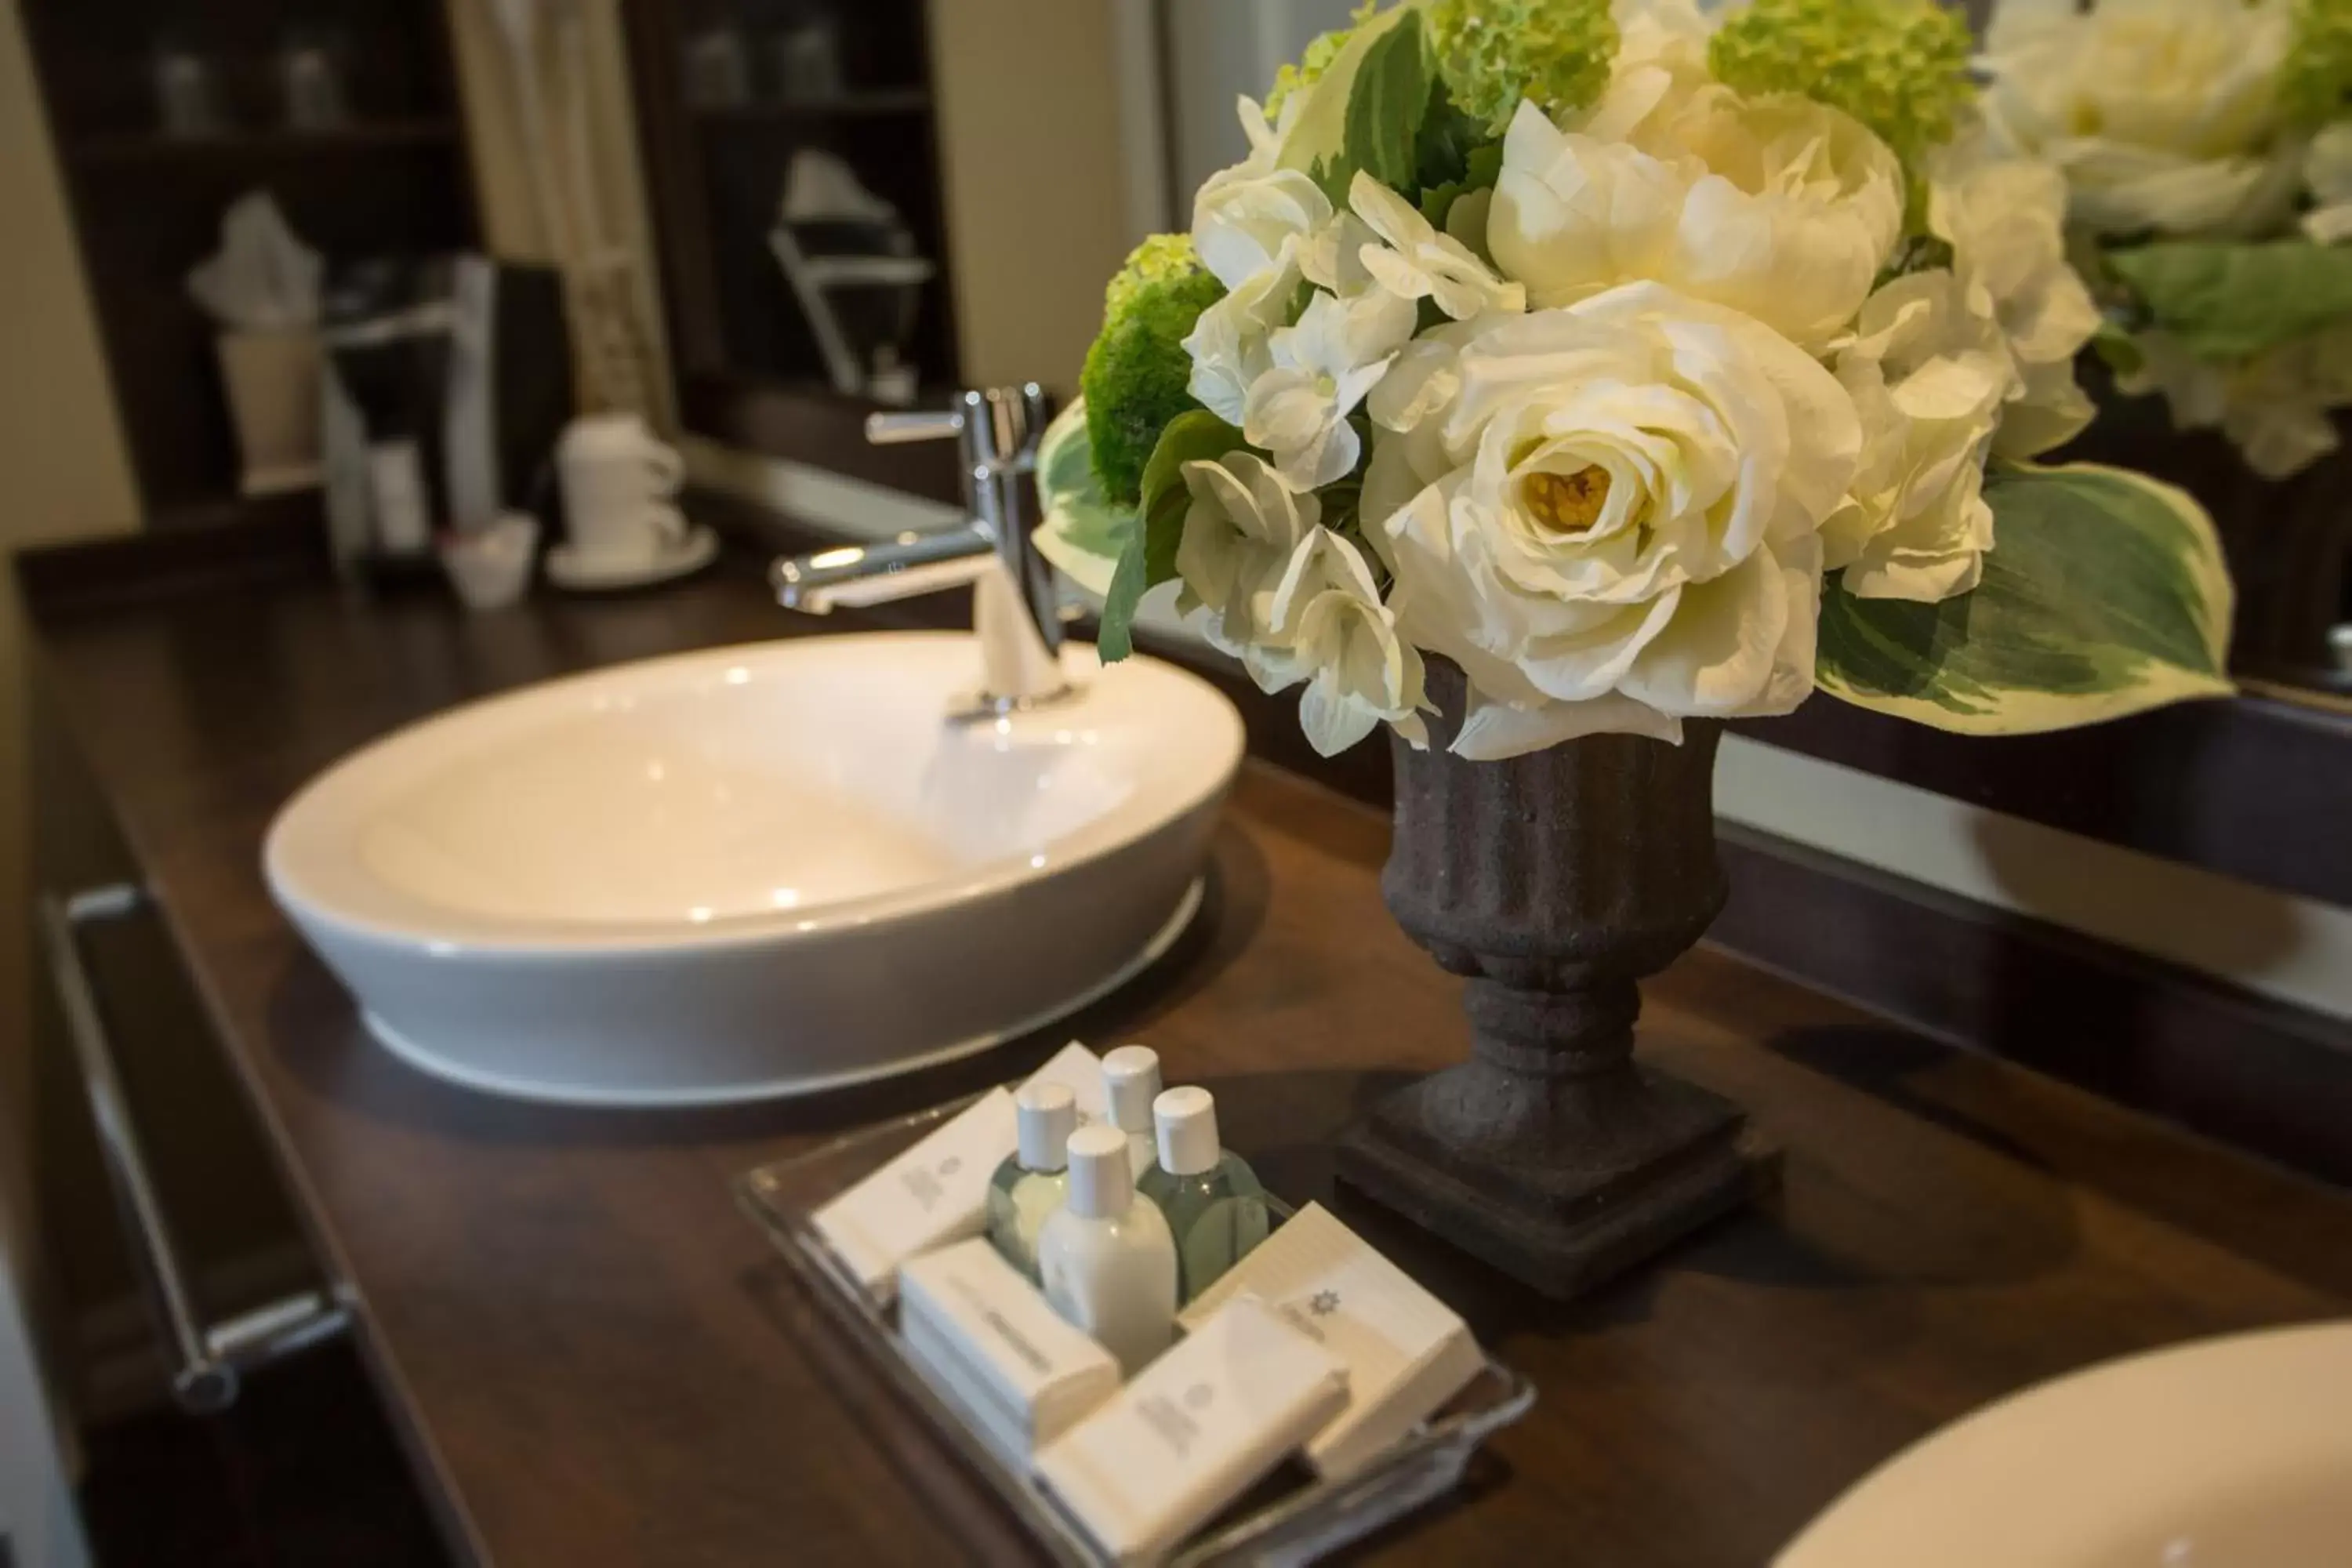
(620, 0, 2352, 750)
(619, 0, 1363, 499)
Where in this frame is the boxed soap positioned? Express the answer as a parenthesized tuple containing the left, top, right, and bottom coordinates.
(1178, 1202, 1483, 1480)
(812, 1042, 1104, 1302)
(898, 1238, 1122, 1465)
(1035, 1297, 1348, 1564)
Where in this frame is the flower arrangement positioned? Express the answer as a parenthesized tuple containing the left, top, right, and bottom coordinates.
(1981, 0, 2352, 477)
(1039, 0, 2235, 760)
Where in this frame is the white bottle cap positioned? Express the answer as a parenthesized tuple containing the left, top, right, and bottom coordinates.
(1065, 1123, 1135, 1220)
(1016, 1082, 1078, 1172)
(1102, 1045, 1161, 1134)
(1152, 1086, 1221, 1177)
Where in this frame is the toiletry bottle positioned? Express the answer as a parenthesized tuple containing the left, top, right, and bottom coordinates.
(985, 1082, 1077, 1282)
(1138, 1087, 1269, 1303)
(1100, 1044, 1163, 1179)
(1037, 1123, 1178, 1375)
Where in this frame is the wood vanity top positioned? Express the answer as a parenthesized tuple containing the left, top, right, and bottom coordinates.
(24, 543, 2352, 1567)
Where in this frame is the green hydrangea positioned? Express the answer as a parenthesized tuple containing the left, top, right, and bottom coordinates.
(1267, 8, 1372, 121)
(1427, 0, 1618, 134)
(1709, 0, 1973, 169)
(2284, 0, 2352, 125)
(1102, 233, 1203, 319)
(1080, 237, 1225, 508)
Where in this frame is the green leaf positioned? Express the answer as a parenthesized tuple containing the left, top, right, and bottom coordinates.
(1816, 463, 2235, 733)
(1032, 397, 1136, 601)
(1279, 5, 1416, 191)
(1316, 13, 1430, 205)
(1138, 411, 1245, 580)
(2107, 240, 2352, 363)
(1091, 411, 1247, 660)
(1413, 71, 1484, 192)
(1094, 532, 1149, 662)
(1419, 140, 1503, 230)
(2090, 321, 2144, 379)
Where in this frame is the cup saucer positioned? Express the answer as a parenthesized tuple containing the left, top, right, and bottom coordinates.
(546, 525, 720, 593)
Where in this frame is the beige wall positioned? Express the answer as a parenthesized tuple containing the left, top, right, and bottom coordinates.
(0, 0, 138, 1478)
(0, 0, 140, 1189)
(927, 0, 1137, 394)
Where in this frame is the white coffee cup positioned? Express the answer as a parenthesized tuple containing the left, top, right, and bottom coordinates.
(557, 412, 687, 567)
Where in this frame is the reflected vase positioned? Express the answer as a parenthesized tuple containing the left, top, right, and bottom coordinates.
(1335, 660, 1775, 1298)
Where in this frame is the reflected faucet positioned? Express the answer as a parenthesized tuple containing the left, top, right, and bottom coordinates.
(772, 384, 1073, 711)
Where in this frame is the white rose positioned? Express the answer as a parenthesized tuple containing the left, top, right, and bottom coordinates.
(1577, 0, 1717, 147)
(1174, 451, 1318, 666)
(1827, 272, 2010, 603)
(2121, 323, 2352, 478)
(2307, 122, 2352, 245)
(1248, 529, 1432, 755)
(1191, 93, 1331, 293)
(1373, 282, 1860, 759)
(1927, 133, 2103, 458)
(1980, 0, 2301, 238)
(1489, 93, 1904, 354)
(1243, 288, 1414, 488)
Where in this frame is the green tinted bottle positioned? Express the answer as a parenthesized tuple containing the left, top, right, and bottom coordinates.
(1136, 1086, 1267, 1304)
(985, 1081, 1075, 1283)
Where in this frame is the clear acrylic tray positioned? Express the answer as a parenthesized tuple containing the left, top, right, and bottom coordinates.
(737, 1094, 1535, 1566)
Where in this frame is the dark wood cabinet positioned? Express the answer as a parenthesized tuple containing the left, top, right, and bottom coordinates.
(19, 0, 480, 526)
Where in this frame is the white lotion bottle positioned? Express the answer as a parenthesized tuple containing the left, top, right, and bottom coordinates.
(1038, 1123, 1178, 1375)
(1100, 1044, 1163, 1179)
(986, 1082, 1078, 1282)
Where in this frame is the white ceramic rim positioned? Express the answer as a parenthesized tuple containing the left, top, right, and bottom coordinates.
(358, 877, 1207, 1108)
(263, 632, 1245, 956)
(1776, 1319, 2352, 1566)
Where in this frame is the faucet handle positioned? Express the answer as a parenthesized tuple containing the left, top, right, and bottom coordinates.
(865, 408, 966, 446)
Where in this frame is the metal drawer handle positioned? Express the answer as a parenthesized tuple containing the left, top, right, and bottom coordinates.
(37, 884, 350, 1415)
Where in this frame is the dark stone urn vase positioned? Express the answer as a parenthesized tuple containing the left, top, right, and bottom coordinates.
(1334, 661, 1773, 1298)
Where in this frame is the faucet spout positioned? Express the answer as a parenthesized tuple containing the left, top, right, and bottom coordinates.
(770, 383, 1077, 713)
(771, 528, 993, 614)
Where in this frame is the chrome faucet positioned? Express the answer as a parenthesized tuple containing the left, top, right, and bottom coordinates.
(771, 384, 1073, 710)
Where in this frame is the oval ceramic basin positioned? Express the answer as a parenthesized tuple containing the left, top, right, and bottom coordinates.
(266, 633, 1243, 1105)
(1777, 1323, 2352, 1568)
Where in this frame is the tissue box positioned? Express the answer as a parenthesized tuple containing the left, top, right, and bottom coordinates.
(218, 329, 323, 496)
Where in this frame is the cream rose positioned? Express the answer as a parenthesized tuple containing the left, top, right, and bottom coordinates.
(1980, 0, 2301, 238)
(2307, 122, 2352, 245)
(1928, 135, 2102, 458)
(2121, 323, 2352, 478)
(1370, 282, 1860, 759)
(1827, 273, 2009, 603)
(1488, 91, 1903, 354)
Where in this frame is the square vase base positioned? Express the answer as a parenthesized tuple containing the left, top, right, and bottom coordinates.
(1334, 1069, 1780, 1300)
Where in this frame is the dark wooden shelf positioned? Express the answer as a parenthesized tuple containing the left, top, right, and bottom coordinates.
(69, 119, 459, 169)
(681, 371, 964, 503)
(689, 89, 930, 125)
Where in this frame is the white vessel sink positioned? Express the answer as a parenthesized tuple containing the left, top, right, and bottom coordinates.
(266, 633, 1243, 1105)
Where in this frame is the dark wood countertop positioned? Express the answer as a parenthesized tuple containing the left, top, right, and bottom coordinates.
(23, 540, 2352, 1567)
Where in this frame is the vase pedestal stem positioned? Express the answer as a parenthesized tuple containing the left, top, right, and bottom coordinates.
(1335, 974, 1770, 1299)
